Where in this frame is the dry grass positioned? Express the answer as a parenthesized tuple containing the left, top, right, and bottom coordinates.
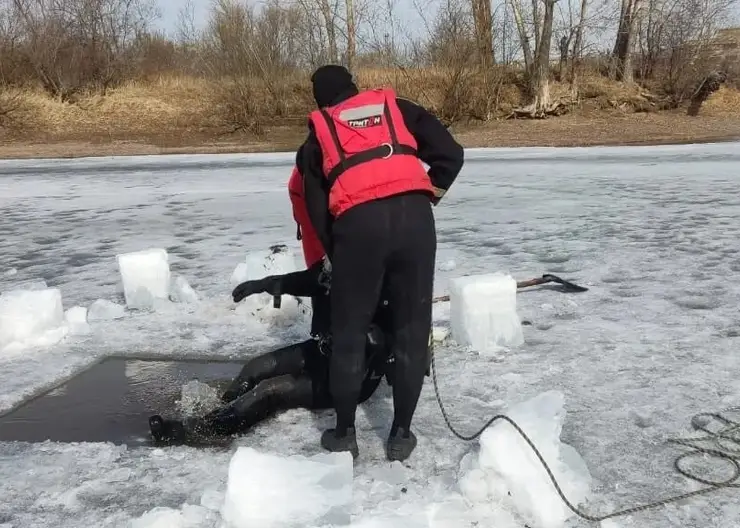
(0, 69, 738, 158)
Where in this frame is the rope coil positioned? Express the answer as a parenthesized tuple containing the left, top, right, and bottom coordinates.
(430, 350, 740, 522)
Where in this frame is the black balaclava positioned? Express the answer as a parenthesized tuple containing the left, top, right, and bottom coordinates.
(311, 65, 358, 108)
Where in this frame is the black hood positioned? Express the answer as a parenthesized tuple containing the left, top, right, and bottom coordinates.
(311, 65, 358, 108)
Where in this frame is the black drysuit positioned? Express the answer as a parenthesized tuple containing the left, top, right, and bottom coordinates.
(148, 261, 394, 445)
(298, 66, 465, 443)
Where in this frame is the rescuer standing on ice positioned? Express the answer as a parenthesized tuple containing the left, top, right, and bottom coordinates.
(297, 64, 465, 461)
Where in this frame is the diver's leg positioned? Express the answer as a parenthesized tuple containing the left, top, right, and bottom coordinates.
(149, 374, 316, 444)
(221, 340, 314, 402)
(200, 374, 316, 436)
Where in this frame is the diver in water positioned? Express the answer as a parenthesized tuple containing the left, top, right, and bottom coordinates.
(148, 165, 398, 453)
(148, 256, 395, 451)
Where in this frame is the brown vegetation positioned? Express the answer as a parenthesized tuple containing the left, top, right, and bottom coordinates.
(0, 0, 738, 158)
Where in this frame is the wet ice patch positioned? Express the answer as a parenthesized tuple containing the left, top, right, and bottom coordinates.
(459, 390, 591, 528)
(116, 248, 171, 309)
(449, 272, 524, 354)
(221, 447, 353, 528)
(0, 287, 68, 354)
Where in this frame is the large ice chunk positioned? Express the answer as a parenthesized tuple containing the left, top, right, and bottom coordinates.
(449, 272, 524, 353)
(458, 391, 592, 528)
(116, 248, 171, 309)
(221, 447, 353, 528)
(0, 288, 67, 352)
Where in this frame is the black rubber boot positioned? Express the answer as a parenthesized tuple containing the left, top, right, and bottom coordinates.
(386, 427, 417, 462)
(320, 427, 359, 459)
(149, 415, 187, 445)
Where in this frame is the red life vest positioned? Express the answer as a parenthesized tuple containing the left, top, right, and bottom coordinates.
(309, 87, 433, 218)
(288, 166, 325, 268)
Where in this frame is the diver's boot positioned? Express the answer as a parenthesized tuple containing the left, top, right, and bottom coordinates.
(386, 426, 417, 462)
(321, 427, 359, 459)
(149, 415, 187, 445)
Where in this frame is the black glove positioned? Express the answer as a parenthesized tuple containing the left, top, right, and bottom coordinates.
(232, 276, 281, 303)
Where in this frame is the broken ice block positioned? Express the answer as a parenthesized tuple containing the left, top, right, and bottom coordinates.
(458, 391, 592, 528)
(116, 248, 171, 309)
(449, 272, 524, 352)
(0, 288, 65, 350)
(170, 274, 199, 304)
(88, 299, 126, 321)
(64, 306, 90, 335)
(221, 447, 353, 528)
(243, 245, 300, 282)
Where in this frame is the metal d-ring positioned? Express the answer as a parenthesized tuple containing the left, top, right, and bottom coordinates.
(381, 143, 394, 159)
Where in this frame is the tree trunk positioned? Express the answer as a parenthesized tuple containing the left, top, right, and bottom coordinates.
(318, 0, 338, 63)
(523, 0, 557, 115)
(509, 0, 533, 72)
(569, 0, 588, 89)
(472, 0, 494, 69)
(612, 0, 641, 83)
(345, 0, 355, 69)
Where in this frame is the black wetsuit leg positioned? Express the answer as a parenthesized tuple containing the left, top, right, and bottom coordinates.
(194, 374, 319, 436)
(383, 195, 436, 432)
(328, 192, 434, 434)
(221, 340, 312, 402)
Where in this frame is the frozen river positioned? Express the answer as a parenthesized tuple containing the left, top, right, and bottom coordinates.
(1, 143, 740, 527)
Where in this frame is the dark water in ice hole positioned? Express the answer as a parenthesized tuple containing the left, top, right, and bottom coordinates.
(0, 358, 244, 445)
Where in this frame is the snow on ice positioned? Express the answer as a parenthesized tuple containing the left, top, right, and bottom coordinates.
(449, 272, 524, 353)
(117, 248, 172, 309)
(221, 447, 353, 528)
(1, 144, 740, 528)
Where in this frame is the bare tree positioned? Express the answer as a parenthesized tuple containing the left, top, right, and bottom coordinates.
(612, 0, 643, 82)
(9, 0, 158, 98)
(471, 0, 494, 69)
(345, 0, 356, 69)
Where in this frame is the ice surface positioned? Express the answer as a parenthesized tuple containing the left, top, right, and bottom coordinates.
(129, 505, 216, 528)
(116, 248, 171, 309)
(87, 298, 126, 321)
(64, 306, 90, 336)
(449, 272, 524, 353)
(170, 274, 200, 304)
(229, 262, 249, 289)
(8, 278, 47, 290)
(221, 447, 353, 528)
(2, 144, 740, 528)
(0, 288, 67, 353)
(459, 391, 591, 528)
